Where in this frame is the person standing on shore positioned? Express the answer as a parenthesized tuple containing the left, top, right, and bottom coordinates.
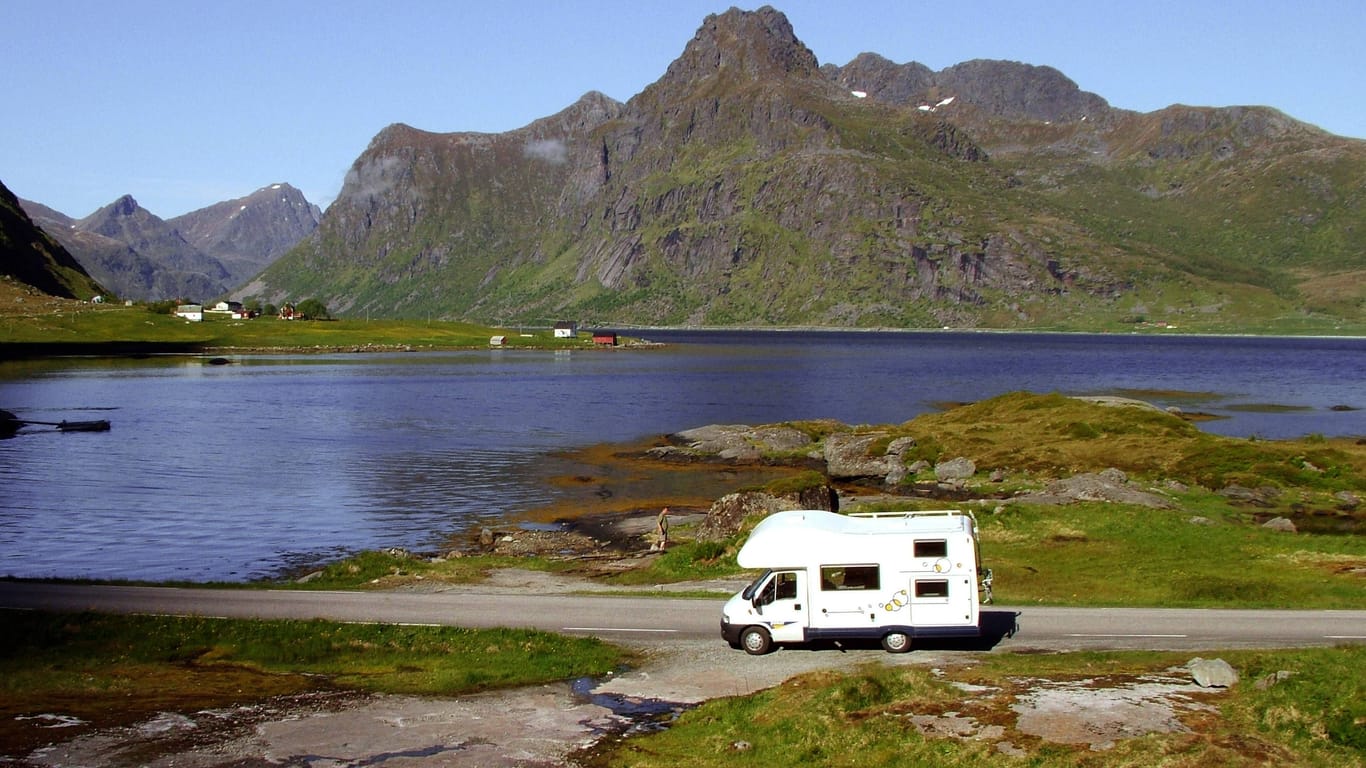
(655, 507, 670, 549)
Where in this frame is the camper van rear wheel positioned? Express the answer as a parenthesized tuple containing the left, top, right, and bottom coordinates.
(740, 626, 773, 655)
(881, 631, 912, 654)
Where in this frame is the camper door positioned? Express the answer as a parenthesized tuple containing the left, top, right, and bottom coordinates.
(752, 570, 806, 643)
(907, 536, 976, 627)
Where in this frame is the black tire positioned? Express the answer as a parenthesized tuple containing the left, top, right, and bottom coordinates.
(881, 631, 912, 653)
(740, 626, 773, 655)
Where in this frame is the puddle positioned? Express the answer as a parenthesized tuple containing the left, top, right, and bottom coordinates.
(571, 676, 694, 736)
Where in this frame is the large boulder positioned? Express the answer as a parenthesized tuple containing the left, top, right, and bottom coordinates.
(824, 432, 897, 479)
(934, 457, 977, 482)
(696, 484, 838, 540)
(697, 492, 786, 541)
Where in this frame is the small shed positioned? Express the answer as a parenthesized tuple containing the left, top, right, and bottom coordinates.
(489, 335, 507, 347)
(591, 331, 618, 346)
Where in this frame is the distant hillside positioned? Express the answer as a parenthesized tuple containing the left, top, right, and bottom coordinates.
(23, 184, 319, 302)
(0, 178, 103, 299)
(240, 7, 1364, 330)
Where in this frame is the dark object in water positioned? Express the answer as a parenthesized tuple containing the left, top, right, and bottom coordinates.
(55, 419, 112, 432)
(1, 409, 111, 436)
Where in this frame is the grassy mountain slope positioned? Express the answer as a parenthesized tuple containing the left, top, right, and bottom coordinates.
(0, 179, 104, 300)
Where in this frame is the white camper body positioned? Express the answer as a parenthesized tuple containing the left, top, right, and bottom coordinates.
(720, 509, 986, 654)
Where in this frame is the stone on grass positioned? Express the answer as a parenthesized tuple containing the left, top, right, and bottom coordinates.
(1261, 516, 1297, 533)
(1187, 658, 1238, 688)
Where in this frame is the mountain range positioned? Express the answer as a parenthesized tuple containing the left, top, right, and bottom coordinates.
(19, 184, 320, 302)
(233, 6, 1363, 329)
(5, 6, 1363, 329)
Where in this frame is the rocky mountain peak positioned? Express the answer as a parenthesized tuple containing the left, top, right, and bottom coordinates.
(81, 194, 163, 239)
(169, 183, 321, 286)
(659, 6, 822, 88)
(531, 90, 623, 134)
(109, 194, 140, 217)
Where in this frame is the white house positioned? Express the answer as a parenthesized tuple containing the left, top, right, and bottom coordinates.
(205, 301, 247, 319)
(174, 304, 203, 322)
(553, 321, 578, 339)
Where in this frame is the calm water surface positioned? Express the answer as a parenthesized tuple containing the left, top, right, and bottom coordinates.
(1, 331, 1362, 582)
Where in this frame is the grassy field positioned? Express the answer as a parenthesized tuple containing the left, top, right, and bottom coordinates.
(0, 284, 592, 352)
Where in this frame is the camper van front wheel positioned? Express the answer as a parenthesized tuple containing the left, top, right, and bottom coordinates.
(740, 626, 773, 655)
(881, 631, 912, 653)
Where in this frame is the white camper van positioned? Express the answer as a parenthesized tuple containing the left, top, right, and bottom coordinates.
(720, 509, 990, 654)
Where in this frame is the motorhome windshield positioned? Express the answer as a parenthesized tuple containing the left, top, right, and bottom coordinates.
(741, 570, 772, 601)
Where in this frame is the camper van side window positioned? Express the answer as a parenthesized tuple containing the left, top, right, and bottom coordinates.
(819, 565, 880, 591)
(914, 540, 948, 558)
(915, 580, 950, 598)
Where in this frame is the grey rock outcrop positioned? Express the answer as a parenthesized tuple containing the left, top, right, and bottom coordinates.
(824, 432, 896, 479)
(1016, 468, 1174, 508)
(825, 52, 1112, 125)
(665, 423, 814, 463)
(1217, 484, 1280, 507)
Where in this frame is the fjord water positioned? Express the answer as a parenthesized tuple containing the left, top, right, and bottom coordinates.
(1, 331, 1362, 582)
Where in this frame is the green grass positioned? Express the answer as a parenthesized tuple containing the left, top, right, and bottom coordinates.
(0, 610, 625, 698)
(584, 647, 1366, 767)
(977, 497, 1365, 608)
(604, 539, 737, 586)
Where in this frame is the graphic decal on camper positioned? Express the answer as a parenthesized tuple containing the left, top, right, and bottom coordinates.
(880, 588, 909, 613)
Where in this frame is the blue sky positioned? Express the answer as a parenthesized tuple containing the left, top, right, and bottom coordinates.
(4, 0, 1363, 219)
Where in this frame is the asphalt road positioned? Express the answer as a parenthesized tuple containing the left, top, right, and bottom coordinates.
(2, 581, 1363, 652)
